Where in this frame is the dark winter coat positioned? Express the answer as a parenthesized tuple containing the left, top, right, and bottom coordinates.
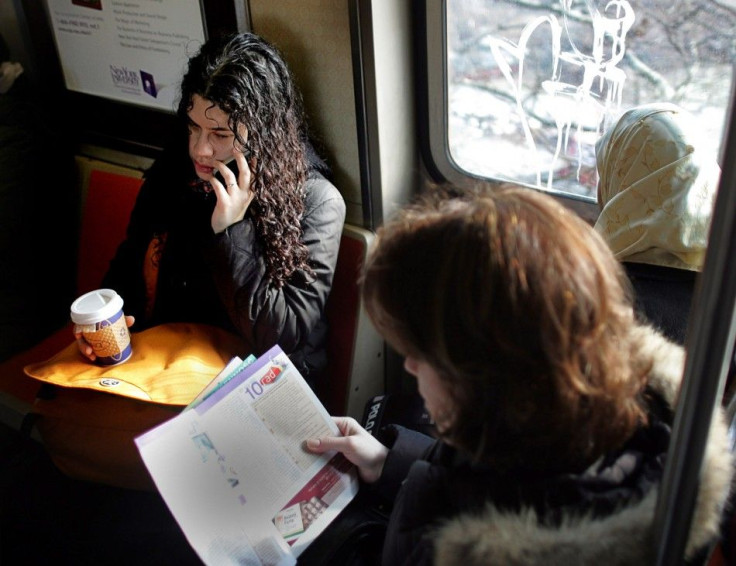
(372, 326, 733, 566)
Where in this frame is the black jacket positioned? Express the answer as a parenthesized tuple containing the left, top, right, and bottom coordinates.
(103, 141, 346, 381)
(624, 261, 697, 345)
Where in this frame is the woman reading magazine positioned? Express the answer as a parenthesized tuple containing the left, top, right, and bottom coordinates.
(306, 184, 733, 565)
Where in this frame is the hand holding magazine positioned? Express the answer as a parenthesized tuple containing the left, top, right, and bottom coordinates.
(135, 345, 359, 566)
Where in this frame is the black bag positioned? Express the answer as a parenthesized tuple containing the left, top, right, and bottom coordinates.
(363, 392, 435, 441)
(297, 489, 390, 566)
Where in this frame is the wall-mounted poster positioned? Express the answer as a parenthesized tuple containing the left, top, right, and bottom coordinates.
(45, 0, 206, 113)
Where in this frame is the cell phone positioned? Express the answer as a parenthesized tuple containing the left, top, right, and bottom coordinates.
(213, 146, 254, 183)
(191, 150, 251, 197)
(212, 157, 240, 185)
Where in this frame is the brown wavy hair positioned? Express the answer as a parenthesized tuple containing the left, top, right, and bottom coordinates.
(178, 33, 312, 287)
(362, 184, 652, 475)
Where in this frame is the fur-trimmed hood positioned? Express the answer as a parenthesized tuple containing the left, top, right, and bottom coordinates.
(434, 326, 734, 566)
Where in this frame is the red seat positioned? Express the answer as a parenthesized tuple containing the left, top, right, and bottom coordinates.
(0, 169, 143, 427)
(75, 170, 143, 295)
(321, 225, 384, 417)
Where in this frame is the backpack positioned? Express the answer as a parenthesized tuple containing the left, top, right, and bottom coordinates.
(22, 323, 245, 491)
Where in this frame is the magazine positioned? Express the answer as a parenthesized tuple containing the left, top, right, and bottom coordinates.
(135, 345, 359, 566)
(184, 354, 257, 411)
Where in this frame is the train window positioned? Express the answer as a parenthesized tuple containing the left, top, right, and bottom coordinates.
(424, 1, 736, 201)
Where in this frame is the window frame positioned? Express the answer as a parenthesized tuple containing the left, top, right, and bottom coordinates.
(420, 0, 730, 224)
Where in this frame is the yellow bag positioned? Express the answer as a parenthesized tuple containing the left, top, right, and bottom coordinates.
(23, 323, 245, 491)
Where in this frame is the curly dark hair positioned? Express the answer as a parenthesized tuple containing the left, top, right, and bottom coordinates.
(178, 33, 312, 287)
(362, 184, 652, 476)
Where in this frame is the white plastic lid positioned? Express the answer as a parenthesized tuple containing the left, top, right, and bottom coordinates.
(70, 289, 124, 325)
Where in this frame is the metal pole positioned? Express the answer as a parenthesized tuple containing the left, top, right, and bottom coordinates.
(652, 78, 736, 565)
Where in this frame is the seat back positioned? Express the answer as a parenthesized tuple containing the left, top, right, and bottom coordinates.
(322, 225, 385, 418)
(76, 168, 143, 295)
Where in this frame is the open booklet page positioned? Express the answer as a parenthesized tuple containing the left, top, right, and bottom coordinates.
(135, 345, 359, 566)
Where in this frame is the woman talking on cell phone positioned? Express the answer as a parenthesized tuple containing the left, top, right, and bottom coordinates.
(76, 33, 346, 383)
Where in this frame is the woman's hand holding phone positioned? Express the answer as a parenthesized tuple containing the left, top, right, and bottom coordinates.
(209, 148, 256, 234)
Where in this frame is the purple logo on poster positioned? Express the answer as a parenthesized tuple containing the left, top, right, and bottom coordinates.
(72, 0, 102, 10)
(140, 71, 157, 98)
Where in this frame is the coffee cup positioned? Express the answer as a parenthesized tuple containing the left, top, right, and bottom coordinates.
(70, 289, 132, 366)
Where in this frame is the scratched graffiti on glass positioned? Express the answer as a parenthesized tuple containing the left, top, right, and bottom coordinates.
(447, 0, 735, 198)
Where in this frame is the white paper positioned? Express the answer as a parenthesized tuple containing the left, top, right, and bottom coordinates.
(185, 354, 256, 411)
(136, 345, 359, 566)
